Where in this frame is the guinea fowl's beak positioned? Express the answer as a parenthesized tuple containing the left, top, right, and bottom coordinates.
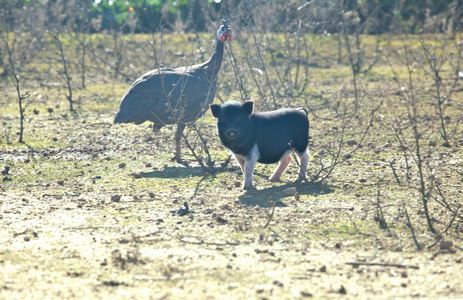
(220, 27, 232, 43)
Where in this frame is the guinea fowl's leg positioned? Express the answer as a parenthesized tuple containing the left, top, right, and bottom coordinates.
(173, 123, 187, 164)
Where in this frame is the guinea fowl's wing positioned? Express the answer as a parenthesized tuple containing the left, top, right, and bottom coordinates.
(157, 71, 216, 124)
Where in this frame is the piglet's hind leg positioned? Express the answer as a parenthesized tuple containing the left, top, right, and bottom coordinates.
(269, 154, 292, 182)
(296, 149, 309, 182)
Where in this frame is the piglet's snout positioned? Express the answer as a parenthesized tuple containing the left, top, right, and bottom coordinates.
(225, 128, 240, 139)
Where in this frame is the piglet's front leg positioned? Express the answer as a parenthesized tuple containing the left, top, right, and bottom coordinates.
(237, 145, 260, 190)
(243, 156, 258, 190)
(234, 154, 253, 189)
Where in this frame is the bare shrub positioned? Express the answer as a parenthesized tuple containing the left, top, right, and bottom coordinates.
(387, 31, 463, 237)
(0, 2, 46, 143)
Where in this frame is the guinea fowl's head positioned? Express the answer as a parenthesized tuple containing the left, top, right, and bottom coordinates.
(217, 20, 232, 43)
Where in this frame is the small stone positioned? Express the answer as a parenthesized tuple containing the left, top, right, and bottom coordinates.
(145, 163, 152, 168)
(148, 192, 155, 198)
(216, 216, 228, 224)
(282, 187, 297, 196)
(171, 202, 190, 216)
(273, 280, 284, 287)
(300, 291, 313, 297)
(2, 166, 10, 175)
(338, 285, 347, 294)
(401, 271, 408, 278)
(294, 192, 300, 200)
(228, 282, 239, 289)
(111, 195, 121, 202)
(234, 181, 241, 187)
(119, 163, 126, 168)
(319, 265, 327, 272)
(24, 236, 30, 242)
(439, 240, 453, 250)
(57, 180, 64, 185)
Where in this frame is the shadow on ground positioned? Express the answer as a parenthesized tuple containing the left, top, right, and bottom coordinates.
(139, 165, 217, 179)
(239, 181, 334, 207)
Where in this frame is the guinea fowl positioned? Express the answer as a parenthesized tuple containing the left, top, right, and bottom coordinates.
(114, 20, 232, 163)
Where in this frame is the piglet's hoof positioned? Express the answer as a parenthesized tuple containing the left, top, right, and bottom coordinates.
(295, 176, 307, 183)
(242, 184, 253, 190)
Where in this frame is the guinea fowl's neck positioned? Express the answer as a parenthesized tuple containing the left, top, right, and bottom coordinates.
(202, 40, 224, 82)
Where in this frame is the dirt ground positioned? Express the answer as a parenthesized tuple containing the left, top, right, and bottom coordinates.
(1, 115, 462, 299)
(1, 31, 463, 299)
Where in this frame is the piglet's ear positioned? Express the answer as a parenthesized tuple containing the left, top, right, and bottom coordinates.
(209, 104, 221, 118)
(242, 101, 254, 116)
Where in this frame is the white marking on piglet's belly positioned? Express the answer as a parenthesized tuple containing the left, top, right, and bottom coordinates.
(247, 143, 260, 162)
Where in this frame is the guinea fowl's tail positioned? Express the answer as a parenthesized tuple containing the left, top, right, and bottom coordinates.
(114, 91, 151, 125)
(113, 110, 125, 124)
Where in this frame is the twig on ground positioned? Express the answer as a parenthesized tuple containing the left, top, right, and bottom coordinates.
(389, 161, 401, 185)
(444, 204, 461, 234)
(264, 199, 276, 229)
(391, 126, 410, 183)
(267, 227, 286, 243)
(180, 129, 213, 173)
(403, 201, 421, 251)
(346, 262, 419, 269)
